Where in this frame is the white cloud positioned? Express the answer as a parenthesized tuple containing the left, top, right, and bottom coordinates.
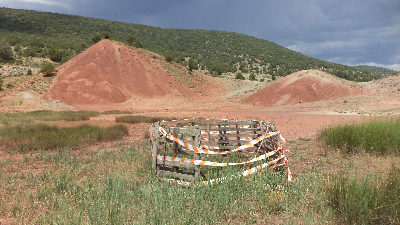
(287, 40, 366, 56)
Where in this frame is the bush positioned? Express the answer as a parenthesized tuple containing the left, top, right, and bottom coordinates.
(165, 55, 173, 63)
(249, 72, 256, 81)
(0, 40, 13, 61)
(40, 62, 56, 76)
(235, 72, 245, 80)
(27, 69, 33, 75)
(0, 76, 3, 91)
(103, 31, 111, 39)
(91, 33, 102, 44)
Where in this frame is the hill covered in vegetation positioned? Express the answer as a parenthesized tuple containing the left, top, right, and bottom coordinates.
(0, 7, 385, 81)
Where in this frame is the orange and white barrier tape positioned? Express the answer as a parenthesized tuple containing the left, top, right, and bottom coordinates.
(159, 127, 278, 155)
(155, 147, 281, 167)
(160, 154, 291, 187)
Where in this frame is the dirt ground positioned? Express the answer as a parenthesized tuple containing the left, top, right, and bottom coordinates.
(1, 39, 400, 142)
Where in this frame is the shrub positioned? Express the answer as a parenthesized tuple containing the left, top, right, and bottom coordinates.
(0, 40, 13, 61)
(249, 72, 256, 81)
(165, 55, 173, 63)
(235, 72, 245, 80)
(27, 69, 33, 75)
(91, 33, 102, 44)
(103, 31, 111, 39)
(40, 62, 56, 76)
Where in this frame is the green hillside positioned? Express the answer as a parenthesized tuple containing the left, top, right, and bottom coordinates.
(0, 7, 380, 81)
(355, 65, 396, 76)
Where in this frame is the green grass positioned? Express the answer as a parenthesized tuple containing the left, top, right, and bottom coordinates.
(0, 110, 100, 126)
(116, 115, 177, 124)
(0, 123, 128, 151)
(325, 167, 400, 224)
(317, 118, 400, 155)
(101, 110, 136, 115)
(0, 141, 292, 224)
(1, 138, 399, 224)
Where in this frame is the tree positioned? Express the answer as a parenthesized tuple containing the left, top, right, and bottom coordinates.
(249, 72, 256, 81)
(188, 58, 195, 71)
(0, 76, 3, 91)
(0, 40, 13, 61)
(126, 34, 138, 46)
(165, 55, 173, 63)
(40, 62, 56, 76)
(235, 72, 245, 80)
(27, 69, 33, 75)
(91, 33, 101, 44)
(127, 34, 143, 48)
(103, 31, 111, 39)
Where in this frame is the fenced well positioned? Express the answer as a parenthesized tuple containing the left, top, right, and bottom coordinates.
(148, 119, 291, 187)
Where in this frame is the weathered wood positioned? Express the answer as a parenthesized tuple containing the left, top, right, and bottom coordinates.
(194, 129, 201, 180)
(218, 139, 261, 144)
(218, 128, 257, 132)
(151, 125, 158, 172)
(158, 169, 195, 182)
(212, 133, 260, 138)
(157, 159, 196, 169)
(217, 121, 258, 126)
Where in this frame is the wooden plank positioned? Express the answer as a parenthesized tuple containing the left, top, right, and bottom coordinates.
(218, 139, 261, 144)
(218, 128, 257, 132)
(215, 133, 260, 138)
(157, 159, 196, 169)
(158, 169, 195, 182)
(217, 121, 258, 126)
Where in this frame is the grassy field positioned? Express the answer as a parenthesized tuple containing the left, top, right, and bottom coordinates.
(0, 115, 400, 224)
(0, 110, 100, 126)
(116, 115, 178, 124)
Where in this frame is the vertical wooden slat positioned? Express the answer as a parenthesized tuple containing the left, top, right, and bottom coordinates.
(151, 124, 158, 173)
(194, 129, 201, 180)
(173, 126, 179, 173)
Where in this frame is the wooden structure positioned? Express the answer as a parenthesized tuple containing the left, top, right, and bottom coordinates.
(148, 119, 281, 182)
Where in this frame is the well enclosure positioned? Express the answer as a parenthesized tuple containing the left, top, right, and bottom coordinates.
(149, 119, 286, 183)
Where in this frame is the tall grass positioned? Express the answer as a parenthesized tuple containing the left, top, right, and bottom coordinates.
(0, 124, 128, 151)
(116, 115, 177, 124)
(1, 141, 293, 224)
(325, 166, 400, 224)
(101, 110, 136, 115)
(318, 118, 400, 155)
(0, 110, 100, 125)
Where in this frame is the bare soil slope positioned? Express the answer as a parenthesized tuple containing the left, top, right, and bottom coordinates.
(44, 40, 199, 105)
(246, 70, 365, 106)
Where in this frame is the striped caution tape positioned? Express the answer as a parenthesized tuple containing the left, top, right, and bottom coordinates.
(159, 127, 278, 155)
(155, 147, 281, 167)
(160, 154, 289, 187)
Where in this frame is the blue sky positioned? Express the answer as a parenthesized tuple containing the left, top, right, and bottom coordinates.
(1, 0, 399, 71)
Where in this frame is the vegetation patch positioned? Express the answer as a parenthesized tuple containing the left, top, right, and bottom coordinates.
(317, 118, 400, 155)
(0, 123, 128, 151)
(116, 115, 177, 124)
(0, 110, 100, 126)
(101, 110, 136, 115)
(325, 167, 400, 224)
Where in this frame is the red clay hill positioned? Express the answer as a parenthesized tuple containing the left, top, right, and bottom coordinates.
(246, 70, 365, 106)
(44, 40, 199, 105)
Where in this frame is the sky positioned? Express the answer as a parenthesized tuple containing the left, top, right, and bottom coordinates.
(1, 0, 399, 71)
